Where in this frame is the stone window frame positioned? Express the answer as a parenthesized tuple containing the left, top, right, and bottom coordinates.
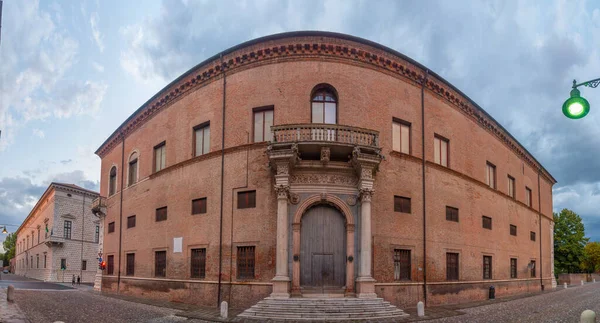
(482, 254, 493, 280)
(127, 150, 140, 187)
(235, 244, 257, 281)
(190, 248, 207, 279)
(310, 84, 338, 124)
(63, 220, 72, 239)
(510, 257, 518, 279)
(109, 165, 118, 196)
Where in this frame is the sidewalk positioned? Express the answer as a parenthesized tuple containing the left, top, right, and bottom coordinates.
(0, 287, 29, 323)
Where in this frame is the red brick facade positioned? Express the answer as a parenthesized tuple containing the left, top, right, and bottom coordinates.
(96, 31, 555, 309)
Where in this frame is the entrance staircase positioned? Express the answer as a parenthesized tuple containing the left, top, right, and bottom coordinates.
(236, 296, 409, 321)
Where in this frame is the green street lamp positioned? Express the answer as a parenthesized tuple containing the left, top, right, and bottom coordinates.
(563, 78, 600, 119)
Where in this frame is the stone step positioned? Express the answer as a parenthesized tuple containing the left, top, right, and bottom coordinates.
(250, 305, 398, 312)
(245, 308, 404, 315)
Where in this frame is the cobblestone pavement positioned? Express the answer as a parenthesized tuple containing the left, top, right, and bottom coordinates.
(13, 289, 211, 323)
(0, 273, 73, 290)
(430, 283, 600, 322)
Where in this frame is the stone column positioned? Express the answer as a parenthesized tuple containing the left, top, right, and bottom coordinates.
(271, 185, 290, 298)
(356, 188, 376, 298)
(93, 215, 105, 291)
(551, 222, 557, 289)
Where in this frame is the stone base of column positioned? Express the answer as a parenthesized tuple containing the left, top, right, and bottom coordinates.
(93, 271, 102, 292)
(551, 276, 557, 289)
(356, 276, 377, 298)
(271, 276, 291, 298)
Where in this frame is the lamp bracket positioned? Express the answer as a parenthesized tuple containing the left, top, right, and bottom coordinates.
(573, 78, 600, 89)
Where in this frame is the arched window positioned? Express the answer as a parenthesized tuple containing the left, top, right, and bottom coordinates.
(311, 86, 337, 124)
(128, 152, 138, 186)
(109, 166, 117, 196)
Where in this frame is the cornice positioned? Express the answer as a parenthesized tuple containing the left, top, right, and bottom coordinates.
(95, 31, 555, 185)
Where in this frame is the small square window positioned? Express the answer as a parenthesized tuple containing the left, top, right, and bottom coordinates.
(127, 215, 136, 229)
(446, 206, 459, 222)
(394, 196, 411, 213)
(530, 231, 536, 241)
(238, 191, 256, 209)
(482, 216, 492, 230)
(108, 222, 115, 233)
(510, 224, 517, 236)
(156, 207, 167, 222)
(192, 198, 207, 215)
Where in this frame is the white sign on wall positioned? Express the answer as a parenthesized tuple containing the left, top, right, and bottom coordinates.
(173, 237, 183, 253)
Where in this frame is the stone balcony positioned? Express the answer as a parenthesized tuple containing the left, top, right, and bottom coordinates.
(44, 235, 64, 248)
(270, 123, 380, 162)
(91, 196, 107, 217)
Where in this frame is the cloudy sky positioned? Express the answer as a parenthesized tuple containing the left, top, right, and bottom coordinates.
(1, 0, 600, 244)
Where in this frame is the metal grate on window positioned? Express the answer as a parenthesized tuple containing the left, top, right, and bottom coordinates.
(394, 196, 411, 213)
(107, 255, 114, 275)
(483, 256, 492, 279)
(446, 253, 459, 281)
(237, 246, 255, 279)
(530, 260, 536, 277)
(191, 248, 206, 278)
(126, 253, 135, 276)
(237, 191, 256, 209)
(393, 249, 411, 280)
(446, 207, 459, 222)
(192, 198, 207, 215)
(155, 251, 166, 277)
(156, 207, 168, 222)
(510, 258, 517, 278)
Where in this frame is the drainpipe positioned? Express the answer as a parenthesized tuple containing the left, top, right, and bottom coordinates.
(217, 54, 227, 308)
(80, 193, 86, 281)
(421, 70, 429, 305)
(538, 168, 543, 290)
(117, 132, 125, 293)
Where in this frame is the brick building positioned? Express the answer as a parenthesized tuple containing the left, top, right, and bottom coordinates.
(14, 183, 100, 283)
(94, 31, 556, 309)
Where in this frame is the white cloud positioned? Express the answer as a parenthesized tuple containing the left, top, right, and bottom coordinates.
(92, 61, 105, 72)
(32, 129, 45, 139)
(90, 12, 104, 52)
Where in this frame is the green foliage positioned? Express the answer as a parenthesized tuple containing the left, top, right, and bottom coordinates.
(581, 242, 600, 273)
(554, 209, 589, 274)
(2, 233, 16, 265)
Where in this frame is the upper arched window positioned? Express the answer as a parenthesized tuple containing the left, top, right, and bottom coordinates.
(109, 166, 117, 196)
(128, 152, 139, 186)
(311, 86, 337, 124)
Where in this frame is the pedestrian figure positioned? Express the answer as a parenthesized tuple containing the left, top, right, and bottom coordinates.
(72, 275, 75, 286)
(77, 275, 80, 285)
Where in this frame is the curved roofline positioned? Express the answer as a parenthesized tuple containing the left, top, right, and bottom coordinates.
(95, 30, 556, 183)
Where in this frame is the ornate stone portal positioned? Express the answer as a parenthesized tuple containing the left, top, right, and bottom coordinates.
(268, 124, 382, 298)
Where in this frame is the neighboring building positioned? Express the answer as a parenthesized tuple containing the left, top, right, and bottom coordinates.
(14, 183, 100, 283)
(94, 31, 556, 309)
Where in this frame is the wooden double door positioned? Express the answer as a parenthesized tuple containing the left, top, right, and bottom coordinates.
(300, 205, 346, 291)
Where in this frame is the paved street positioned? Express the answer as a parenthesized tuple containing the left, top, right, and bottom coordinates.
(0, 273, 74, 290)
(430, 283, 600, 323)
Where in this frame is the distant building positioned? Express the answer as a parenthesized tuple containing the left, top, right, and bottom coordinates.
(14, 183, 100, 282)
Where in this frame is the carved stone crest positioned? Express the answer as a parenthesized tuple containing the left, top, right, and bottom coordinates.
(320, 147, 331, 165)
(346, 195, 358, 206)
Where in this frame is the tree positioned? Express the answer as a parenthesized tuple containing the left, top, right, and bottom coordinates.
(554, 208, 589, 274)
(2, 233, 16, 265)
(581, 242, 600, 273)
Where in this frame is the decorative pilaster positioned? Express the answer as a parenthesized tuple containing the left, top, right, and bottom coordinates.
(91, 196, 107, 292)
(551, 221, 557, 289)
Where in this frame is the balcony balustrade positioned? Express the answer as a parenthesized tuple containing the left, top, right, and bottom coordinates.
(271, 123, 379, 148)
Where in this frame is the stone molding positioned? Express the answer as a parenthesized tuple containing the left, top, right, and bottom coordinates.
(94, 32, 555, 185)
(292, 193, 355, 226)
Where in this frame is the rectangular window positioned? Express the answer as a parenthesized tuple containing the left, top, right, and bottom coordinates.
(191, 248, 207, 278)
(155, 251, 167, 277)
(64, 220, 72, 239)
(486, 162, 496, 189)
(254, 107, 274, 142)
(482, 216, 492, 230)
(156, 207, 168, 222)
(95, 226, 99, 243)
(394, 196, 411, 214)
(508, 175, 515, 198)
(126, 253, 135, 276)
(483, 256, 492, 279)
(526, 187, 532, 207)
(128, 158, 138, 186)
(194, 123, 211, 157)
(36, 254, 39, 268)
(30, 256, 33, 268)
(108, 222, 115, 233)
(434, 135, 449, 167)
(392, 119, 411, 154)
(393, 249, 411, 281)
(37, 229, 40, 244)
(530, 231, 536, 241)
(511, 258, 517, 278)
(237, 191, 256, 209)
(82, 260, 87, 271)
(192, 198, 208, 215)
(446, 206, 459, 222)
(237, 246, 255, 279)
(531, 260, 536, 277)
(60, 258, 67, 270)
(107, 255, 114, 275)
(127, 215, 136, 228)
(510, 224, 517, 236)
(446, 252, 459, 281)
(44, 254, 47, 269)
(154, 142, 166, 172)
(45, 224, 49, 238)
